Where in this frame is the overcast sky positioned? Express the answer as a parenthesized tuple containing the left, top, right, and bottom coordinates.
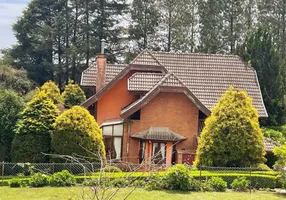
(0, 0, 29, 50)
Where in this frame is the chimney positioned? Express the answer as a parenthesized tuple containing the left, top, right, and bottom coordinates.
(96, 39, 106, 92)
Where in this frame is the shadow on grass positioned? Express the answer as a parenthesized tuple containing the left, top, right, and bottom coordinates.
(274, 193, 286, 198)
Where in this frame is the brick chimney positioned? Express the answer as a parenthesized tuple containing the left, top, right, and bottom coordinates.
(96, 54, 106, 92)
(96, 39, 106, 92)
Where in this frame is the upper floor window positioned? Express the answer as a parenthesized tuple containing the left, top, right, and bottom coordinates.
(102, 124, 123, 160)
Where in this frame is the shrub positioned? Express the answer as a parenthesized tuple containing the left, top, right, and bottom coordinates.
(145, 174, 164, 191)
(194, 86, 266, 167)
(200, 180, 213, 192)
(52, 106, 105, 162)
(29, 173, 50, 187)
(262, 127, 286, 144)
(103, 165, 122, 172)
(231, 177, 250, 191)
(12, 91, 59, 162)
(9, 178, 26, 188)
(189, 178, 201, 191)
(110, 179, 129, 187)
(164, 164, 190, 191)
(50, 170, 76, 187)
(273, 145, 286, 170)
(62, 80, 86, 108)
(209, 177, 227, 192)
(41, 80, 62, 104)
(0, 89, 25, 161)
(131, 180, 146, 188)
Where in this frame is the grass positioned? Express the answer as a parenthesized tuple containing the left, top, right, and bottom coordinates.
(0, 187, 286, 200)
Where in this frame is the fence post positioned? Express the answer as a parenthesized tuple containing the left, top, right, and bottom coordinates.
(249, 166, 252, 193)
(1, 161, 4, 184)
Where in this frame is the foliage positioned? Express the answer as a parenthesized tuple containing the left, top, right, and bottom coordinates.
(231, 177, 250, 192)
(200, 180, 213, 192)
(238, 26, 285, 126)
(62, 80, 86, 108)
(262, 127, 286, 144)
(41, 81, 62, 104)
(209, 177, 227, 192)
(50, 170, 76, 187)
(0, 64, 34, 95)
(189, 178, 201, 191)
(12, 91, 59, 162)
(103, 165, 122, 173)
(273, 145, 286, 170)
(0, 90, 25, 161)
(9, 178, 27, 188)
(52, 106, 105, 161)
(109, 179, 129, 187)
(195, 86, 266, 167)
(164, 164, 190, 191)
(9, 0, 127, 86)
(144, 174, 164, 191)
(29, 173, 50, 187)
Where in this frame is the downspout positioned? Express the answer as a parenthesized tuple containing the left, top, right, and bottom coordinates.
(126, 119, 133, 163)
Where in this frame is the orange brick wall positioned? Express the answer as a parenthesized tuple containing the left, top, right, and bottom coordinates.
(97, 72, 135, 125)
(123, 92, 199, 163)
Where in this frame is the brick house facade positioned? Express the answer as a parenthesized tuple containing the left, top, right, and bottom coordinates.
(80, 49, 268, 167)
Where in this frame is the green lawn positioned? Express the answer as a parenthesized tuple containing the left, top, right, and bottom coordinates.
(0, 187, 285, 200)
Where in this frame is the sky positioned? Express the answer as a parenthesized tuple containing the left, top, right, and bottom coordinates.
(0, 0, 29, 50)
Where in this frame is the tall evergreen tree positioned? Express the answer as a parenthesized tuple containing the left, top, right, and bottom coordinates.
(128, 0, 160, 52)
(157, 0, 198, 52)
(238, 26, 285, 125)
(198, 0, 224, 53)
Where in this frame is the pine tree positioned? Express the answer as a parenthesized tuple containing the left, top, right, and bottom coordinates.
(198, 0, 224, 53)
(128, 0, 160, 52)
(12, 91, 59, 162)
(194, 86, 266, 167)
(52, 106, 105, 161)
(238, 26, 285, 125)
(62, 79, 86, 108)
(41, 81, 62, 104)
(157, 0, 198, 52)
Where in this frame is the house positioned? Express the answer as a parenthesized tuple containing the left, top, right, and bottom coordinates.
(80, 49, 268, 167)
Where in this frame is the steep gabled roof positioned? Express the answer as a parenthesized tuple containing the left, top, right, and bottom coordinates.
(121, 73, 210, 118)
(81, 64, 127, 86)
(80, 50, 268, 118)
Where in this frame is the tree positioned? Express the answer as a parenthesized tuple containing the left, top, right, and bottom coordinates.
(128, 0, 160, 52)
(62, 79, 86, 108)
(194, 86, 266, 167)
(198, 0, 224, 53)
(238, 26, 285, 125)
(41, 80, 62, 104)
(0, 64, 34, 95)
(0, 90, 25, 161)
(12, 91, 59, 162)
(157, 0, 198, 52)
(52, 106, 105, 161)
(273, 145, 286, 170)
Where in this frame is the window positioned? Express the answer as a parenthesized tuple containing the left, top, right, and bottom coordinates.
(152, 142, 166, 164)
(102, 124, 123, 160)
(130, 109, 140, 120)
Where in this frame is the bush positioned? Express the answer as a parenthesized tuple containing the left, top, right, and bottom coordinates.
(9, 178, 27, 188)
(231, 177, 250, 191)
(50, 170, 76, 187)
(194, 86, 265, 167)
(200, 180, 213, 192)
(131, 180, 146, 188)
(41, 81, 62, 104)
(145, 174, 164, 191)
(29, 173, 50, 187)
(189, 178, 201, 191)
(52, 106, 105, 162)
(164, 164, 190, 191)
(110, 178, 129, 187)
(12, 91, 59, 162)
(62, 80, 86, 108)
(262, 127, 286, 144)
(103, 165, 122, 172)
(209, 177, 227, 192)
